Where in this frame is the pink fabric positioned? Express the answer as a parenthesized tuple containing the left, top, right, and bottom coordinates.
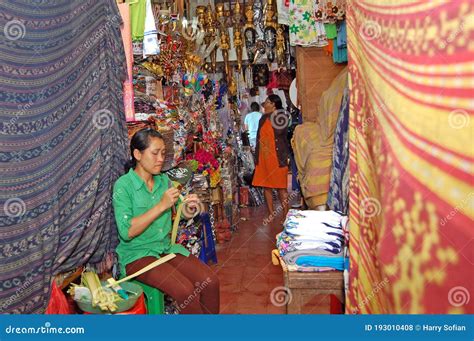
(118, 3, 135, 121)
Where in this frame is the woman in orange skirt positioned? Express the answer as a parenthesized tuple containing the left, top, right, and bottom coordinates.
(252, 94, 290, 220)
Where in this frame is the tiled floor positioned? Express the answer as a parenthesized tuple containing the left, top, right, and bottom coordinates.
(211, 205, 287, 314)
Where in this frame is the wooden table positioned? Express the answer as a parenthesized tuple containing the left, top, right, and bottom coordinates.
(283, 270, 344, 314)
(272, 250, 345, 314)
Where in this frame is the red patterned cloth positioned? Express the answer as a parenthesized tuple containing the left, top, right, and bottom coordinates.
(347, 0, 473, 314)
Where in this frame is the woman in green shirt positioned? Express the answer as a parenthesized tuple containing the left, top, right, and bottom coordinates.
(113, 128, 219, 314)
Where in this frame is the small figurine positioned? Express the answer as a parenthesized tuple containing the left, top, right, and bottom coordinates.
(276, 26, 286, 67)
(216, 3, 226, 29)
(244, 1, 254, 30)
(264, 0, 277, 29)
(220, 31, 231, 76)
(228, 77, 237, 97)
(206, 5, 218, 72)
(233, 1, 242, 26)
(233, 29, 243, 72)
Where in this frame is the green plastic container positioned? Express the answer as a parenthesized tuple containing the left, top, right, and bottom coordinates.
(75, 281, 143, 314)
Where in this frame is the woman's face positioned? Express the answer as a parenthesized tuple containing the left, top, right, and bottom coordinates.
(134, 137, 166, 174)
(262, 98, 276, 114)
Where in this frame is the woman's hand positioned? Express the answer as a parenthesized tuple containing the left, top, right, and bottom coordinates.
(159, 188, 180, 210)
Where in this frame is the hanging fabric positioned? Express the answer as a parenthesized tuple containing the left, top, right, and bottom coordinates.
(0, 0, 128, 313)
(313, 0, 346, 23)
(292, 68, 348, 208)
(142, 0, 160, 57)
(327, 86, 350, 214)
(289, 0, 328, 47)
(333, 21, 347, 63)
(118, 2, 136, 121)
(130, 0, 146, 41)
(347, 0, 473, 314)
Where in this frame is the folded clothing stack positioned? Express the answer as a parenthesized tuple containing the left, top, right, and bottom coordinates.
(277, 210, 348, 272)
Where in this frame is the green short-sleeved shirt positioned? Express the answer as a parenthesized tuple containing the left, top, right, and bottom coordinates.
(113, 169, 189, 276)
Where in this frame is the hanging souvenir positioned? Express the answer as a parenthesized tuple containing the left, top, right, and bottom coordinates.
(244, 2, 257, 63)
(253, 64, 269, 87)
(143, 0, 160, 57)
(219, 31, 231, 77)
(232, 2, 244, 72)
(264, 0, 277, 62)
(253, 39, 267, 64)
(234, 30, 244, 72)
(216, 3, 231, 77)
(182, 72, 209, 96)
(205, 5, 219, 72)
(276, 26, 286, 67)
(264, 26, 276, 62)
(253, 1, 265, 40)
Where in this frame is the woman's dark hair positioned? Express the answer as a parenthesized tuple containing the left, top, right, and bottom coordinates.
(267, 94, 283, 110)
(250, 102, 260, 112)
(124, 128, 164, 172)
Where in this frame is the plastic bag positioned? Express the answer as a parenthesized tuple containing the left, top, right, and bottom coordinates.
(45, 281, 72, 314)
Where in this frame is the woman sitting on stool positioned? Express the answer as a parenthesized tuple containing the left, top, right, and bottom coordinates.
(113, 128, 220, 314)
